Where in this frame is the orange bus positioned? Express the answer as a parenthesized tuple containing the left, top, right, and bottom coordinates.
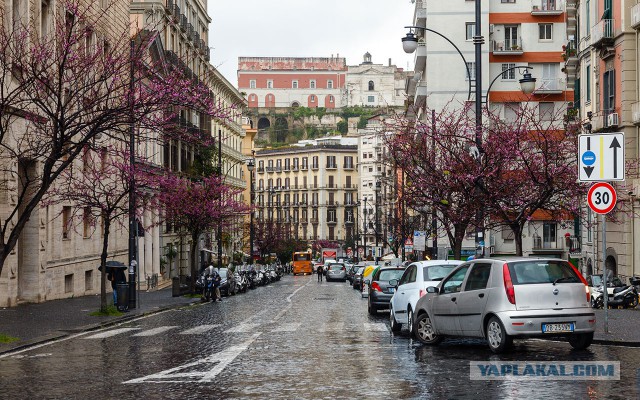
(292, 251, 313, 275)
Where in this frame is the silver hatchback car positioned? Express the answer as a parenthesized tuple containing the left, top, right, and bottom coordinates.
(326, 263, 347, 282)
(412, 257, 595, 353)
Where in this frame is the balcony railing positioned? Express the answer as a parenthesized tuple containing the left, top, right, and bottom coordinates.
(491, 38, 523, 54)
(326, 163, 337, 169)
(531, 1, 563, 15)
(632, 4, 640, 29)
(534, 77, 564, 93)
(591, 19, 614, 46)
(632, 102, 640, 125)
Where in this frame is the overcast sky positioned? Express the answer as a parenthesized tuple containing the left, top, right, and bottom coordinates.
(207, 0, 417, 86)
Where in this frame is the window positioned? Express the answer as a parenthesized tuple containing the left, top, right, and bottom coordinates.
(62, 206, 71, 239)
(328, 209, 336, 222)
(40, 0, 51, 37)
(504, 102, 520, 122)
(603, 69, 615, 114)
(539, 23, 552, 40)
(466, 22, 475, 40)
(367, 96, 375, 103)
(310, 95, 315, 101)
(368, 80, 374, 91)
(267, 80, 273, 88)
(249, 80, 256, 89)
(505, 25, 519, 49)
(501, 63, 516, 80)
(464, 264, 492, 291)
(539, 102, 554, 121)
(329, 95, 334, 103)
(344, 156, 353, 169)
(310, 80, 316, 89)
(585, 64, 591, 103)
(327, 156, 336, 168)
(292, 80, 298, 89)
(543, 222, 557, 248)
(83, 207, 92, 238)
(465, 62, 476, 80)
(327, 80, 333, 89)
(442, 266, 470, 294)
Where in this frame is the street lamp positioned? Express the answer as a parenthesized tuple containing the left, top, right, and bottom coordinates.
(375, 181, 381, 265)
(363, 198, 368, 261)
(247, 157, 255, 265)
(355, 200, 361, 262)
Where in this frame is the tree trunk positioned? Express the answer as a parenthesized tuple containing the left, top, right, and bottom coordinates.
(100, 218, 112, 312)
(190, 231, 200, 293)
(512, 223, 524, 256)
(452, 223, 467, 260)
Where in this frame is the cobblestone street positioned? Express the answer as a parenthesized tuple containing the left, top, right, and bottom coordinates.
(1, 275, 639, 399)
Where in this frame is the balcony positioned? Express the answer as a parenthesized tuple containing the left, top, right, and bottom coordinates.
(343, 163, 355, 170)
(533, 77, 564, 94)
(301, 164, 308, 171)
(491, 38, 523, 55)
(591, 19, 614, 48)
(531, 1, 563, 16)
(326, 163, 337, 170)
(414, 43, 426, 75)
(414, 81, 427, 108)
(632, 102, 640, 125)
(257, 166, 264, 173)
(180, 14, 188, 32)
(327, 184, 338, 190)
(311, 164, 319, 170)
(632, 4, 640, 30)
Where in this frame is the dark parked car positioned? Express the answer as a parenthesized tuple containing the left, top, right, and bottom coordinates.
(352, 267, 365, 290)
(218, 268, 237, 296)
(367, 266, 406, 315)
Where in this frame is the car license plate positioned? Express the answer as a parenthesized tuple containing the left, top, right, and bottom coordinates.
(388, 288, 395, 293)
(542, 323, 574, 333)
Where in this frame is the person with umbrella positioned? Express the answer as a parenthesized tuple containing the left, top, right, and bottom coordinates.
(100, 261, 127, 307)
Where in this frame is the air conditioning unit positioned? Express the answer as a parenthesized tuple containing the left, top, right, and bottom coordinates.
(607, 113, 619, 127)
(489, 24, 495, 33)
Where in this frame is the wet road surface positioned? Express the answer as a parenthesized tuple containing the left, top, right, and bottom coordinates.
(0, 274, 637, 399)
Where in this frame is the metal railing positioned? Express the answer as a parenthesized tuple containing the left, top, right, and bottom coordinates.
(591, 19, 614, 44)
(492, 37, 523, 52)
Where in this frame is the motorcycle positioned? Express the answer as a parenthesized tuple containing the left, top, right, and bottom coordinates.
(593, 284, 639, 309)
(201, 274, 215, 302)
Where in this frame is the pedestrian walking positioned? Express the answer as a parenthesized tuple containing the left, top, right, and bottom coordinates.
(317, 264, 324, 282)
(213, 269, 222, 301)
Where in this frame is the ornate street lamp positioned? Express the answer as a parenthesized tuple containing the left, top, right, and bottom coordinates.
(247, 157, 255, 265)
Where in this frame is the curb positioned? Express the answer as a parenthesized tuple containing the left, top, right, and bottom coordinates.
(0, 299, 200, 356)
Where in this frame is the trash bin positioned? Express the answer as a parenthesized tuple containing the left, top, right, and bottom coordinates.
(116, 283, 129, 311)
(172, 276, 181, 297)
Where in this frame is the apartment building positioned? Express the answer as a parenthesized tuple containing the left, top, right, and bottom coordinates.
(405, 0, 577, 260)
(567, 0, 640, 278)
(254, 138, 358, 244)
(346, 52, 411, 108)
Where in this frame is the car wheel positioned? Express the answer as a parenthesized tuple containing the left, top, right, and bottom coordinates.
(368, 297, 377, 315)
(389, 308, 401, 333)
(413, 313, 442, 345)
(568, 332, 594, 350)
(407, 308, 415, 338)
(486, 316, 512, 354)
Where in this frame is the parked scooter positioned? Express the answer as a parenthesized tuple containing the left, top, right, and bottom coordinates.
(593, 284, 639, 309)
(200, 274, 214, 302)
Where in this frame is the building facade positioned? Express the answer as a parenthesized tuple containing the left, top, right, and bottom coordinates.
(405, 0, 578, 260)
(254, 138, 358, 246)
(567, 0, 640, 279)
(346, 52, 410, 108)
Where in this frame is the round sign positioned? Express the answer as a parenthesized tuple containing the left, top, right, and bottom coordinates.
(587, 182, 617, 214)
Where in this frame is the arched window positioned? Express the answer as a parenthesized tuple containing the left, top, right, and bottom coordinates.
(368, 81, 375, 91)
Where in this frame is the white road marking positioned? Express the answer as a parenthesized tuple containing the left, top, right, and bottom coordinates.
(83, 328, 141, 339)
(132, 326, 179, 337)
(180, 324, 221, 335)
(364, 323, 389, 332)
(224, 323, 262, 333)
(124, 333, 262, 384)
(271, 323, 301, 333)
(322, 323, 345, 332)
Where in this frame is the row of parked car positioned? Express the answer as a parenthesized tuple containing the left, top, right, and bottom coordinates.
(357, 257, 597, 354)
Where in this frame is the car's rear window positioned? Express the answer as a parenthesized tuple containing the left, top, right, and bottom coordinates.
(329, 264, 343, 270)
(509, 261, 581, 285)
(356, 267, 365, 274)
(423, 265, 456, 281)
(378, 269, 405, 281)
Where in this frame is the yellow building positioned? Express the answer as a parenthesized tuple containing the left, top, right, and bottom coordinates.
(254, 137, 359, 246)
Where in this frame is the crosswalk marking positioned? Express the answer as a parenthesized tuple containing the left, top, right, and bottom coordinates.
(84, 328, 141, 339)
(364, 323, 389, 332)
(224, 323, 262, 333)
(322, 322, 344, 332)
(271, 323, 301, 332)
(180, 324, 221, 335)
(132, 326, 179, 337)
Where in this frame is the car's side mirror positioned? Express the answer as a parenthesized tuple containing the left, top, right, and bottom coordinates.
(364, 279, 370, 285)
(389, 279, 398, 288)
(426, 286, 438, 294)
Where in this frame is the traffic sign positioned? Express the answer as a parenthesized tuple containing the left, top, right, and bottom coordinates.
(587, 182, 617, 214)
(578, 133, 624, 181)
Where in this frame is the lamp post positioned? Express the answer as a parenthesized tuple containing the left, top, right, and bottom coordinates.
(247, 157, 255, 265)
(128, 39, 137, 309)
(375, 181, 381, 265)
(355, 201, 360, 262)
(217, 128, 223, 268)
(363, 198, 368, 261)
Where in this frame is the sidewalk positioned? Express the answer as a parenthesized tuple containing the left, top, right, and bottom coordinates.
(0, 287, 200, 355)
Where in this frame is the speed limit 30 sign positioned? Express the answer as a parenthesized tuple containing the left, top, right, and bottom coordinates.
(587, 182, 617, 214)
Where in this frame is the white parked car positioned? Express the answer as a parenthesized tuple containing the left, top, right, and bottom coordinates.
(389, 260, 463, 334)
